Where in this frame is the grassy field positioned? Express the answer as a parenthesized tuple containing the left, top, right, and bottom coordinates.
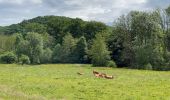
(0, 64, 170, 100)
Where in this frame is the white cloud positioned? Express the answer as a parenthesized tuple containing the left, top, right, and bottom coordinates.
(0, 0, 42, 5)
(0, 0, 169, 26)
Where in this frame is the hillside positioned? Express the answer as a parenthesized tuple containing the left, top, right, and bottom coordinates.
(0, 7, 170, 70)
(0, 16, 108, 43)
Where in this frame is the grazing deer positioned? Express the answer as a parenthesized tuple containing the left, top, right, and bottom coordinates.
(93, 70, 114, 79)
(93, 70, 106, 78)
(93, 70, 101, 78)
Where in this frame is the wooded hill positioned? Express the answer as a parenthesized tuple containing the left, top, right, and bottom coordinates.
(0, 6, 170, 71)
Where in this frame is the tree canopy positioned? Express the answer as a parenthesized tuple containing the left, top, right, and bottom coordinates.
(0, 5, 170, 70)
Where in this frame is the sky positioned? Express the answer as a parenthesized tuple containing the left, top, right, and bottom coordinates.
(0, 0, 170, 26)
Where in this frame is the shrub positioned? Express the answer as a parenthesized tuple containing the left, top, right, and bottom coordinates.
(19, 54, 30, 65)
(0, 52, 17, 64)
(106, 60, 117, 68)
(144, 63, 152, 70)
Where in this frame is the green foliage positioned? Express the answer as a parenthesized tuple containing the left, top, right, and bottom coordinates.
(106, 60, 117, 68)
(110, 10, 168, 70)
(61, 33, 76, 63)
(42, 33, 55, 48)
(84, 21, 108, 41)
(19, 54, 30, 65)
(40, 48, 53, 64)
(0, 7, 170, 70)
(16, 32, 43, 64)
(16, 40, 30, 57)
(89, 34, 111, 67)
(52, 44, 62, 63)
(110, 14, 135, 67)
(131, 11, 165, 69)
(25, 32, 43, 64)
(68, 18, 84, 37)
(165, 6, 170, 15)
(72, 36, 88, 63)
(1, 16, 107, 44)
(3, 24, 23, 35)
(52, 35, 88, 64)
(144, 63, 153, 70)
(133, 44, 152, 69)
(166, 32, 170, 51)
(14, 33, 23, 47)
(0, 52, 17, 64)
(24, 23, 47, 34)
(0, 34, 16, 53)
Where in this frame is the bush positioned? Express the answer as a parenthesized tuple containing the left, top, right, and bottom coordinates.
(0, 52, 17, 64)
(106, 60, 117, 68)
(19, 54, 30, 65)
(144, 63, 152, 70)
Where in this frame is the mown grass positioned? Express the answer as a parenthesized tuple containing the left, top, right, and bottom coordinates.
(0, 64, 170, 100)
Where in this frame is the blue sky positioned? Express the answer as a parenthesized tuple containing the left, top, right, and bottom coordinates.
(0, 0, 170, 26)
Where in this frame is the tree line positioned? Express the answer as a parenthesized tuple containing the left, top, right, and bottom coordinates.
(0, 6, 170, 70)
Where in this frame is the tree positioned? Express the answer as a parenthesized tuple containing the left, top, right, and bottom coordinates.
(25, 32, 43, 64)
(0, 52, 17, 64)
(52, 44, 62, 63)
(52, 34, 76, 63)
(16, 40, 30, 58)
(109, 13, 135, 67)
(131, 11, 165, 69)
(42, 33, 55, 49)
(14, 33, 24, 61)
(24, 23, 47, 34)
(72, 36, 88, 63)
(68, 18, 84, 38)
(89, 34, 110, 66)
(0, 34, 16, 53)
(84, 21, 108, 41)
(61, 33, 76, 63)
(40, 48, 53, 64)
(19, 54, 30, 65)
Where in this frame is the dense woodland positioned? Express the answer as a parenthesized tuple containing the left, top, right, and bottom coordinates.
(0, 6, 170, 70)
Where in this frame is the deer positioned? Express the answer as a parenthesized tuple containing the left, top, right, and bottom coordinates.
(93, 70, 101, 78)
(93, 70, 106, 78)
(93, 70, 114, 79)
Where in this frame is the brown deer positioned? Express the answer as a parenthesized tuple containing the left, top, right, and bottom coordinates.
(93, 70, 101, 78)
(93, 70, 114, 79)
(93, 70, 106, 78)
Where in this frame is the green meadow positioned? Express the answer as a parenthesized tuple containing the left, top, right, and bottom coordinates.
(0, 64, 170, 100)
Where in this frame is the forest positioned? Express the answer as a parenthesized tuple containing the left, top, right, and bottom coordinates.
(0, 6, 170, 71)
